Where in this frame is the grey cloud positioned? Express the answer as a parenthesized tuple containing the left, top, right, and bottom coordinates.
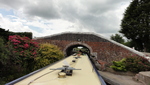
(0, 0, 131, 35)
(0, 0, 26, 9)
(24, 0, 60, 19)
(78, 14, 118, 33)
(56, 0, 128, 33)
(79, 0, 126, 15)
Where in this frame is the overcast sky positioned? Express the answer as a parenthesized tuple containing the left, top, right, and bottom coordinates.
(0, 0, 131, 38)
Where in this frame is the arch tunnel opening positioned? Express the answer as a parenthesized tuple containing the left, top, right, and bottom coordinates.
(65, 44, 91, 57)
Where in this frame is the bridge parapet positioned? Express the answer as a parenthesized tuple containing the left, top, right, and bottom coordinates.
(34, 32, 145, 69)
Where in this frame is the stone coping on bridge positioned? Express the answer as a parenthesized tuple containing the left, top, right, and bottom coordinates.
(99, 71, 144, 85)
(134, 71, 150, 85)
(34, 32, 146, 58)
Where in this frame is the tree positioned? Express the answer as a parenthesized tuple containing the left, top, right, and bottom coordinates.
(0, 28, 9, 42)
(110, 34, 125, 44)
(120, 0, 150, 52)
(123, 40, 134, 48)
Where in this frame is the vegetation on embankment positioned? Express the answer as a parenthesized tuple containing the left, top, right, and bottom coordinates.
(0, 35, 64, 85)
(110, 56, 150, 73)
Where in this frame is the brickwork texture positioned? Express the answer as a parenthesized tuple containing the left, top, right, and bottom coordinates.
(34, 32, 142, 67)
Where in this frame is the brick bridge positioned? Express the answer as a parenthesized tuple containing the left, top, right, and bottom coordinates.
(34, 32, 145, 68)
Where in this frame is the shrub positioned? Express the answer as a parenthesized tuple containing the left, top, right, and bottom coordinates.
(8, 35, 39, 59)
(0, 37, 9, 66)
(110, 58, 127, 72)
(0, 37, 10, 83)
(0, 35, 39, 83)
(111, 56, 150, 73)
(34, 43, 64, 70)
(8, 35, 39, 71)
(1, 36, 64, 83)
(126, 56, 150, 72)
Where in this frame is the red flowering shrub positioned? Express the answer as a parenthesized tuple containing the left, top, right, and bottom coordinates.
(125, 56, 150, 72)
(0, 35, 39, 83)
(111, 56, 150, 73)
(2, 35, 63, 82)
(8, 35, 39, 74)
(9, 35, 39, 59)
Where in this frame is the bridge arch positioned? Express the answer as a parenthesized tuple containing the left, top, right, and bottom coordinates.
(63, 42, 93, 57)
(34, 32, 144, 68)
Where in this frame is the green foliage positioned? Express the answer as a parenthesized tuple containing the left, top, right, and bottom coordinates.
(0, 28, 32, 42)
(11, 32, 33, 39)
(110, 34, 125, 44)
(34, 43, 64, 70)
(111, 56, 150, 73)
(72, 47, 89, 55)
(120, 0, 150, 52)
(0, 35, 39, 84)
(8, 35, 39, 59)
(0, 37, 17, 83)
(0, 37, 9, 66)
(123, 40, 134, 48)
(0, 28, 9, 42)
(9, 32, 32, 39)
(110, 58, 127, 72)
(110, 34, 136, 48)
(126, 56, 150, 72)
(0, 35, 64, 84)
(0, 36, 64, 84)
(8, 35, 39, 73)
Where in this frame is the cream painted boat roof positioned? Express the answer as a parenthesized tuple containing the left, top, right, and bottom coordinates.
(14, 55, 101, 85)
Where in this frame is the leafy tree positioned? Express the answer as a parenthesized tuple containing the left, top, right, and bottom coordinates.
(123, 40, 134, 48)
(110, 34, 136, 49)
(120, 0, 150, 52)
(0, 28, 9, 42)
(34, 43, 64, 70)
(110, 34, 125, 44)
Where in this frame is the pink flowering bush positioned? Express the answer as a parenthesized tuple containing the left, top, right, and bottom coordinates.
(9, 35, 39, 59)
(8, 35, 39, 73)
(1, 35, 64, 83)
(125, 56, 150, 72)
(0, 35, 39, 83)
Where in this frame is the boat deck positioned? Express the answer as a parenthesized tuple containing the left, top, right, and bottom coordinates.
(14, 55, 101, 85)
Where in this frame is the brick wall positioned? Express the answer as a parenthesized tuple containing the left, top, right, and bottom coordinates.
(34, 32, 143, 67)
